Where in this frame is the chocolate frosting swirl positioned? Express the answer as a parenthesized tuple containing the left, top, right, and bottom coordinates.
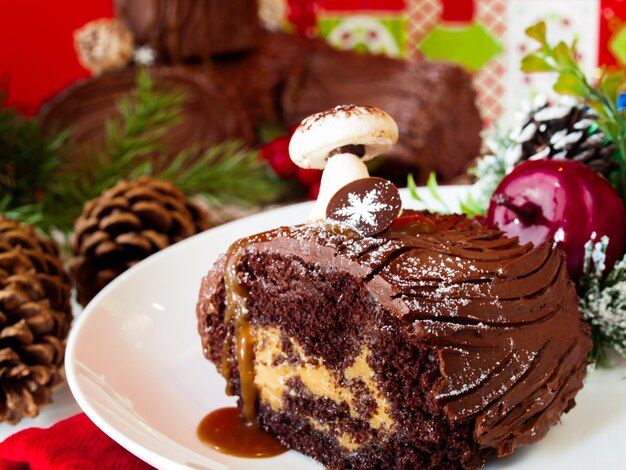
(209, 211, 591, 457)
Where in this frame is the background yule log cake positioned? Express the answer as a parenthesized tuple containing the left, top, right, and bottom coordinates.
(196, 211, 592, 469)
(280, 48, 481, 183)
(39, 66, 254, 169)
(38, 0, 482, 186)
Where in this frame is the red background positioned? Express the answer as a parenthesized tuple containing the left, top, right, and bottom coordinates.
(0, 0, 113, 116)
(2, 0, 625, 116)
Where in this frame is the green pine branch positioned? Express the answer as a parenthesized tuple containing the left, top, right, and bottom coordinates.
(157, 141, 288, 206)
(37, 69, 183, 232)
(0, 95, 67, 208)
(521, 21, 626, 201)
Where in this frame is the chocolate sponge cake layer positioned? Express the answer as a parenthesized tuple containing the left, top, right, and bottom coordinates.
(197, 212, 591, 469)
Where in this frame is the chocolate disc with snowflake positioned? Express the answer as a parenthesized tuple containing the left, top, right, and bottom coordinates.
(326, 177, 402, 236)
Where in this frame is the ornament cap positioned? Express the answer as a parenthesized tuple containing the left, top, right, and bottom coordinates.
(74, 19, 135, 75)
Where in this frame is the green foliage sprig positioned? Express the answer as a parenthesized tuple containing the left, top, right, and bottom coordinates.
(408, 172, 451, 214)
(521, 21, 626, 200)
(1, 69, 287, 235)
(408, 170, 493, 216)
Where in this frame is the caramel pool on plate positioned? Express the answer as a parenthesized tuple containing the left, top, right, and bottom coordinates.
(197, 407, 286, 458)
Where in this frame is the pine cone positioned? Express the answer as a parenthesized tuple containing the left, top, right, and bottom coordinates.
(70, 176, 210, 306)
(0, 217, 72, 424)
(511, 100, 618, 178)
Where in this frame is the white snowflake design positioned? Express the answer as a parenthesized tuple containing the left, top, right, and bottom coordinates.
(334, 189, 389, 227)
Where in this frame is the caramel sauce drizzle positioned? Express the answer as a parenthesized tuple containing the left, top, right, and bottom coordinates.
(221, 238, 257, 422)
(202, 235, 286, 458)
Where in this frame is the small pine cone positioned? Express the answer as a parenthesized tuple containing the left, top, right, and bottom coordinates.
(0, 217, 72, 424)
(70, 176, 210, 306)
(511, 100, 618, 178)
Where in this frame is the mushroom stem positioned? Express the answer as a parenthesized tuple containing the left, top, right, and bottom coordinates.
(308, 153, 370, 221)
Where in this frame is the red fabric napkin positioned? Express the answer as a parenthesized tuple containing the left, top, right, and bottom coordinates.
(0, 413, 154, 470)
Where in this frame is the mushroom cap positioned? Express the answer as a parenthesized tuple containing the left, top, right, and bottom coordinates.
(289, 105, 399, 170)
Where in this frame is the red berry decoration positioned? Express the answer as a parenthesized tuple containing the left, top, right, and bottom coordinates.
(260, 134, 323, 196)
(295, 166, 323, 186)
(486, 160, 626, 280)
(260, 136, 297, 178)
(308, 180, 321, 200)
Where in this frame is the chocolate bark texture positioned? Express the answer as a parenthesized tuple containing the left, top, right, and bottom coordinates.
(39, 66, 253, 166)
(281, 50, 483, 184)
(197, 211, 592, 469)
(115, 0, 261, 61)
(212, 31, 333, 126)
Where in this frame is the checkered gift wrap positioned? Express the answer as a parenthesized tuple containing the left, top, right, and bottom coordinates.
(269, 0, 626, 125)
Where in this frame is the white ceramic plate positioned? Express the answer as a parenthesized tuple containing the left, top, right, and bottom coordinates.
(66, 187, 626, 470)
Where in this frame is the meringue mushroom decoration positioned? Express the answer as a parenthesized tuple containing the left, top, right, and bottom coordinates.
(289, 105, 400, 221)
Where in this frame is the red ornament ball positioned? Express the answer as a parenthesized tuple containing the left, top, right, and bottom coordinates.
(486, 159, 626, 280)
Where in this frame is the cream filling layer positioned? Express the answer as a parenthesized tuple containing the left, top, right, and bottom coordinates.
(253, 326, 393, 450)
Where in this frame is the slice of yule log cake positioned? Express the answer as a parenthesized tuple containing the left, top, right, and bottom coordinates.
(196, 106, 592, 469)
